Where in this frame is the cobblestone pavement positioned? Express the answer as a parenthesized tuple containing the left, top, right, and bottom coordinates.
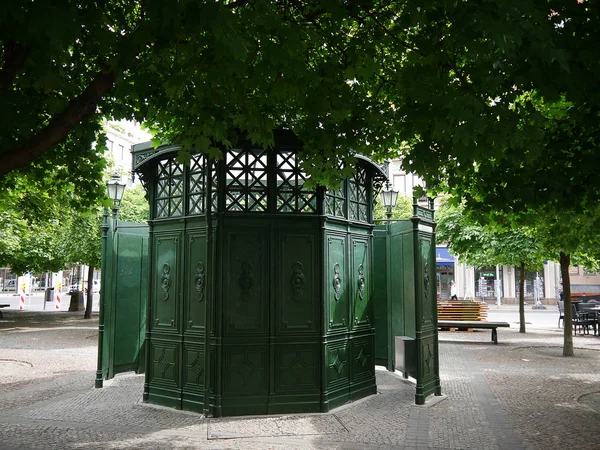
(1, 311, 600, 449)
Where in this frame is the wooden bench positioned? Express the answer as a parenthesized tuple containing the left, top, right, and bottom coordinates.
(438, 301, 489, 321)
(438, 320, 510, 344)
(0, 304, 9, 319)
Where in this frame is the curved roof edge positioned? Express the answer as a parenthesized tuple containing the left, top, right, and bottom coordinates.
(131, 137, 388, 183)
(354, 154, 388, 182)
(132, 141, 181, 171)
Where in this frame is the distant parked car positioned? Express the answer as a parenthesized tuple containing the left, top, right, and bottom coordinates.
(3, 279, 16, 291)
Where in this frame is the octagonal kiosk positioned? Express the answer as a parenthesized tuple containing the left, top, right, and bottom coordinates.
(131, 131, 387, 417)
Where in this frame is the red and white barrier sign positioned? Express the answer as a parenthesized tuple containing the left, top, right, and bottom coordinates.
(18, 276, 26, 310)
(55, 281, 62, 310)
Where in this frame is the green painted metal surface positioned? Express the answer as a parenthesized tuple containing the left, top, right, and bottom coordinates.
(99, 218, 148, 383)
(372, 201, 441, 404)
(133, 131, 385, 416)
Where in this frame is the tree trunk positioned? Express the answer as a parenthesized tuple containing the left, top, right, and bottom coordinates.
(519, 261, 526, 333)
(560, 252, 574, 356)
(84, 265, 94, 319)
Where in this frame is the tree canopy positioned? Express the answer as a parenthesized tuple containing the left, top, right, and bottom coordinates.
(436, 199, 545, 270)
(4, 1, 596, 191)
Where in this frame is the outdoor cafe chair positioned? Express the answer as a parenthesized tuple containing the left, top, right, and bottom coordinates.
(572, 304, 597, 336)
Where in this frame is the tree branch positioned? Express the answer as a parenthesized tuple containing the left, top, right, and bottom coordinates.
(0, 41, 30, 90)
(0, 69, 116, 178)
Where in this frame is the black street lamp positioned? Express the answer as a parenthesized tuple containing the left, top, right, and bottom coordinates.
(106, 173, 127, 230)
(380, 182, 399, 220)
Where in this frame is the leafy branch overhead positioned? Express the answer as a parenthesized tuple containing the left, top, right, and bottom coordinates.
(3, 1, 597, 191)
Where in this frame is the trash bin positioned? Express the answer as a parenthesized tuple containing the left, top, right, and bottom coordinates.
(44, 287, 55, 302)
(395, 336, 417, 378)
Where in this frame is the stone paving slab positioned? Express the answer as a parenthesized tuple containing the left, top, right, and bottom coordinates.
(207, 414, 348, 439)
(3, 312, 600, 449)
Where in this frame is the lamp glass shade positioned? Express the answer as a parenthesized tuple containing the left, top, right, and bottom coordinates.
(106, 174, 127, 205)
(381, 189, 399, 208)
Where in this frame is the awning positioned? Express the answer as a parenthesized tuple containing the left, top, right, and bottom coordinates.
(436, 247, 455, 266)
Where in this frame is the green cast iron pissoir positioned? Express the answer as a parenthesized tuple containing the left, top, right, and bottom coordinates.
(97, 130, 441, 416)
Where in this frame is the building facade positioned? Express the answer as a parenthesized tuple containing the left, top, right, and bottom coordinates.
(388, 162, 600, 304)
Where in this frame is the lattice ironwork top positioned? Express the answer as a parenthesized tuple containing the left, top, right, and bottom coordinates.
(131, 131, 387, 221)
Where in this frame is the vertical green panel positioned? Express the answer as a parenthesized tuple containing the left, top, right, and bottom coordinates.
(152, 233, 180, 331)
(223, 229, 268, 335)
(113, 231, 148, 371)
(326, 234, 347, 331)
(372, 228, 388, 368)
(182, 229, 207, 411)
(415, 234, 442, 403)
(351, 237, 370, 328)
(276, 231, 318, 334)
(101, 216, 115, 379)
(184, 231, 207, 332)
(147, 231, 181, 408)
(100, 221, 148, 382)
(390, 231, 408, 338)
(401, 233, 415, 338)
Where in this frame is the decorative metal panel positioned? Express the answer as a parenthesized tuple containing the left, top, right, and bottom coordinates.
(223, 230, 267, 334)
(275, 151, 317, 213)
(187, 154, 206, 215)
(223, 346, 268, 394)
(325, 181, 347, 218)
(325, 342, 349, 388)
(210, 160, 219, 212)
(225, 148, 268, 212)
(348, 167, 369, 222)
(185, 232, 207, 331)
(274, 346, 319, 393)
(149, 341, 179, 388)
(350, 337, 374, 384)
(152, 234, 179, 330)
(277, 232, 318, 334)
(155, 158, 184, 219)
(182, 344, 205, 391)
(327, 235, 347, 330)
(352, 238, 370, 327)
(420, 237, 435, 327)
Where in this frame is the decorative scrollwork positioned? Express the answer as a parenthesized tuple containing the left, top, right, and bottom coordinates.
(333, 263, 342, 301)
(424, 261, 430, 299)
(195, 262, 205, 302)
(290, 261, 306, 302)
(357, 264, 365, 300)
(239, 261, 254, 302)
(161, 263, 171, 301)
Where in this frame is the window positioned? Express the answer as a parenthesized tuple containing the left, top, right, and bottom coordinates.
(275, 151, 316, 213)
(155, 158, 184, 218)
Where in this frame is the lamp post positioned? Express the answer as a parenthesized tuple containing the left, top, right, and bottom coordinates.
(381, 180, 398, 369)
(106, 172, 127, 230)
(381, 182, 399, 220)
(96, 173, 126, 388)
